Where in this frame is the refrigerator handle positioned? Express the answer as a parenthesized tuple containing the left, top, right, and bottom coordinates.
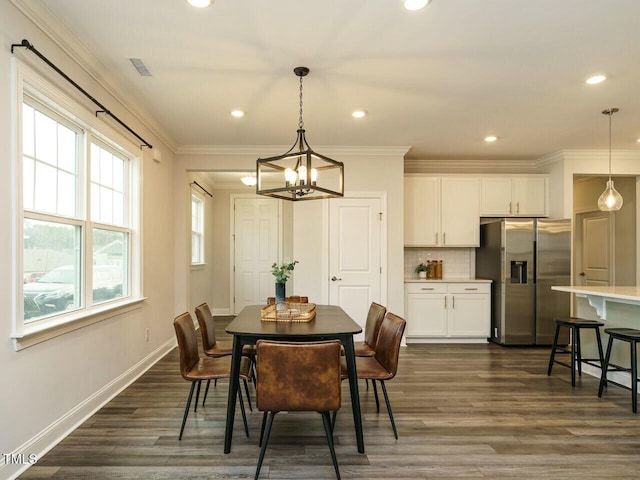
(533, 240, 537, 284)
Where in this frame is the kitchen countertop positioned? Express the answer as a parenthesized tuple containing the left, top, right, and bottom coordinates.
(405, 278, 492, 283)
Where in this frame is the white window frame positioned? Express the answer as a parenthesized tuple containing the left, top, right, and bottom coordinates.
(11, 59, 144, 350)
(191, 190, 205, 266)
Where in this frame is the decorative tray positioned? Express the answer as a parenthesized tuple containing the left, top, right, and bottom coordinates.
(260, 302, 316, 322)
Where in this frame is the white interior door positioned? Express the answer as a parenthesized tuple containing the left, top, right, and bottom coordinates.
(234, 198, 280, 313)
(577, 211, 612, 286)
(329, 197, 382, 338)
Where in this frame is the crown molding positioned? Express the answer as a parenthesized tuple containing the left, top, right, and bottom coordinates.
(176, 145, 411, 157)
(404, 158, 539, 173)
(10, 0, 177, 152)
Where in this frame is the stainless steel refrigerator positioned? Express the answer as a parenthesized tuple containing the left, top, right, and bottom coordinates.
(476, 218, 571, 345)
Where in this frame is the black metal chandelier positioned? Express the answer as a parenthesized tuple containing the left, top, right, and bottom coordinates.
(256, 67, 344, 201)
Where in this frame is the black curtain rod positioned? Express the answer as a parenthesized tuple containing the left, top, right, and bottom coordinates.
(191, 181, 213, 198)
(11, 38, 153, 150)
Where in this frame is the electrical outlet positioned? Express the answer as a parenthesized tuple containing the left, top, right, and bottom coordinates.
(145, 328, 150, 342)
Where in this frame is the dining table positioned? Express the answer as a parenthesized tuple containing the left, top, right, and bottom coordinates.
(224, 304, 365, 454)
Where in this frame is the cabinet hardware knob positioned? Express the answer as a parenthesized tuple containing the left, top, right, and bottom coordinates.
(509, 201, 512, 214)
(465, 288, 478, 291)
(517, 201, 520, 214)
(435, 232, 438, 244)
(444, 296, 447, 308)
(443, 232, 446, 245)
(421, 287, 434, 290)
(452, 296, 455, 308)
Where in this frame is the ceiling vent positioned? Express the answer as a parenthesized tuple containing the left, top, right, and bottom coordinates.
(128, 58, 152, 77)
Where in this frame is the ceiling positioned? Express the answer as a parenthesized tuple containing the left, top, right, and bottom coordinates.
(32, 0, 640, 161)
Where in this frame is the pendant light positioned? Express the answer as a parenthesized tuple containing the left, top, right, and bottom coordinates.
(256, 67, 344, 201)
(597, 108, 623, 211)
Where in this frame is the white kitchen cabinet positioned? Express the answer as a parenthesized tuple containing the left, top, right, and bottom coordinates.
(480, 176, 548, 217)
(404, 176, 479, 247)
(405, 282, 490, 342)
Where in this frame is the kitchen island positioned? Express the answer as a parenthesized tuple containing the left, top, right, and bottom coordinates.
(552, 285, 640, 387)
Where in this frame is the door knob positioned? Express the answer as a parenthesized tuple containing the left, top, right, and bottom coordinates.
(331, 276, 342, 281)
(579, 272, 586, 276)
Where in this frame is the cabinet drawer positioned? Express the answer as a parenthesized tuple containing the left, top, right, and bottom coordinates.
(448, 283, 490, 294)
(405, 283, 448, 294)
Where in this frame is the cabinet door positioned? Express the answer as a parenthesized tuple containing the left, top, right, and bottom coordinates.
(512, 177, 547, 216)
(448, 294, 490, 337)
(404, 176, 440, 246)
(441, 177, 480, 246)
(406, 293, 447, 337)
(480, 177, 512, 216)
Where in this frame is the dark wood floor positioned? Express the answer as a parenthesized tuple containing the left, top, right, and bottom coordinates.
(20, 318, 640, 479)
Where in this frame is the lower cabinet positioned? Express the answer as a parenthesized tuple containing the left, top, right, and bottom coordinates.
(405, 282, 490, 342)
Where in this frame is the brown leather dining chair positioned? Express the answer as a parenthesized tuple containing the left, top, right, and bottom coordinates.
(173, 312, 251, 440)
(254, 340, 342, 480)
(341, 312, 406, 439)
(195, 302, 255, 408)
(355, 302, 387, 357)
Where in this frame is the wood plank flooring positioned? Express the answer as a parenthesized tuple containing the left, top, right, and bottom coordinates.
(20, 318, 640, 479)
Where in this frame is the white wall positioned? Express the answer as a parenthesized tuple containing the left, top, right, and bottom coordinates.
(0, 3, 177, 478)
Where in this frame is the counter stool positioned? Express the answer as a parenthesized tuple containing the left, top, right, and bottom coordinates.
(598, 328, 640, 413)
(547, 317, 605, 387)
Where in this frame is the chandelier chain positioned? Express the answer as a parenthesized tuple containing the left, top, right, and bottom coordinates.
(298, 75, 304, 130)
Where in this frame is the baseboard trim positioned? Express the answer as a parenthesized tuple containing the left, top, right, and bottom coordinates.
(0, 338, 176, 480)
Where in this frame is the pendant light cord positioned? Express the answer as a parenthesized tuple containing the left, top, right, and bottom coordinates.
(298, 74, 304, 129)
(608, 110, 612, 182)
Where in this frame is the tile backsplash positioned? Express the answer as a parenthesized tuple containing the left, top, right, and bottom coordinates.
(404, 247, 475, 279)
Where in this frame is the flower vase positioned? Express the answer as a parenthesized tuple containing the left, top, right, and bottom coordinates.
(419, 271, 427, 279)
(275, 282, 286, 303)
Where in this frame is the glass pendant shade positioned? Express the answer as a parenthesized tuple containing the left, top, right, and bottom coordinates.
(597, 179, 623, 211)
(597, 108, 623, 212)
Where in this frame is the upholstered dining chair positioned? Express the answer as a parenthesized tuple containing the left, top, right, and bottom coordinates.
(173, 312, 251, 440)
(355, 302, 387, 357)
(341, 312, 406, 439)
(254, 340, 342, 480)
(195, 302, 255, 408)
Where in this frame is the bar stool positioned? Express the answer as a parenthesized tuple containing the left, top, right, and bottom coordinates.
(598, 328, 640, 413)
(547, 317, 605, 387)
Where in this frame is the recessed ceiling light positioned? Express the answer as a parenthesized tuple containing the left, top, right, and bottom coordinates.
(484, 136, 498, 143)
(352, 110, 367, 119)
(231, 110, 245, 118)
(404, 0, 431, 10)
(187, 0, 212, 8)
(586, 74, 607, 85)
(241, 174, 257, 186)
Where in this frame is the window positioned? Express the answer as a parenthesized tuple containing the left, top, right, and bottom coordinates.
(15, 62, 140, 343)
(191, 192, 204, 265)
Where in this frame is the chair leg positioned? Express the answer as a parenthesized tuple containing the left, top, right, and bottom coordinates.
(547, 323, 561, 376)
(380, 380, 398, 439)
(194, 380, 202, 412)
(599, 335, 615, 397)
(365, 379, 369, 390)
(576, 327, 583, 378)
(631, 340, 637, 413)
(259, 412, 268, 447)
(372, 379, 380, 412)
(595, 327, 605, 370)
(331, 410, 337, 433)
(202, 379, 211, 407)
(238, 384, 249, 438)
(255, 412, 276, 480)
(179, 382, 196, 440)
(570, 327, 577, 386)
(321, 411, 341, 480)
(214, 378, 217, 387)
(243, 378, 253, 412)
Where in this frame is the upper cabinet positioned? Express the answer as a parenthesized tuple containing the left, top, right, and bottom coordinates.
(404, 176, 480, 247)
(480, 175, 548, 217)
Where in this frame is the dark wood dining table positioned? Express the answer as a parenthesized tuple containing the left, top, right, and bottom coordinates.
(224, 304, 365, 454)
